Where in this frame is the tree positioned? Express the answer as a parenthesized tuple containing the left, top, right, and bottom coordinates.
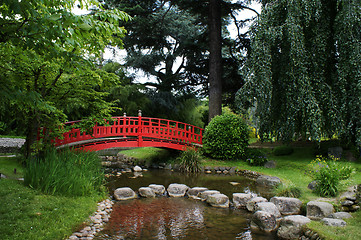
(0, 0, 130, 157)
(238, 0, 361, 145)
(104, 0, 208, 93)
(106, 0, 258, 122)
(208, 0, 223, 121)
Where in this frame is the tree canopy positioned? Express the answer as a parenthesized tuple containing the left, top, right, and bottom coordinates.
(0, 0, 130, 156)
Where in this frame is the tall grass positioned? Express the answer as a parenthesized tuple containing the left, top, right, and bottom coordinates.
(24, 149, 104, 197)
(178, 148, 202, 173)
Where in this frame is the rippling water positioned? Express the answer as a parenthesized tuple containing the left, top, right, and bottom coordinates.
(95, 170, 277, 240)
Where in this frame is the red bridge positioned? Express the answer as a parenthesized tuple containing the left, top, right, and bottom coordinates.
(54, 113, 203, 151)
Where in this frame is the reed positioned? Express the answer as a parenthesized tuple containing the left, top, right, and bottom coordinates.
(24, 149, 104, 197)
(178, 148, 202, 173)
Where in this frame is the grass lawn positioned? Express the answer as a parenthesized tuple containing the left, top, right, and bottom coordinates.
(0, 156, 25, 179)
(0, 157, 102, 240)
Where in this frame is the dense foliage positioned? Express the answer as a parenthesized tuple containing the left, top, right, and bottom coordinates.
(238, 0, 361, 145)
(24, 149, 105, 196)
(203, 113, 249, 160)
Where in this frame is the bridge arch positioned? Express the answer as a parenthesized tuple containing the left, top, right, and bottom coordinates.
(54, 114, 203, 151)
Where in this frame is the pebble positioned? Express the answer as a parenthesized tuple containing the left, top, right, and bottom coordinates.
(66, 199, 113, 240)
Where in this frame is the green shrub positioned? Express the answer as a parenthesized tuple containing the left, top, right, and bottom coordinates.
(245, 148, 268, 166)
(308, 156, 355, 197)
(24, 149, 105, 197)
(203, 113, 249, 160)
(273, 145, 294, 156)
(178, 148, 202, 173)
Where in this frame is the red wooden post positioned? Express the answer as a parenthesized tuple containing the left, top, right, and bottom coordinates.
(138, 110, 143, 147)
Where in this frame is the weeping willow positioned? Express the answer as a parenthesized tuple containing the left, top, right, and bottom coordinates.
(238, 0, 361, 144)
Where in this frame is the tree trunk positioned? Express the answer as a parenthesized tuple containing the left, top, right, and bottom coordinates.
(25, 113, 40, 159)
(208, 0, 222, 122)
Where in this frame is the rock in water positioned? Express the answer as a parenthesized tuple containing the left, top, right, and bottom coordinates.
(138, 187, 156, 198)
(254, 202, 281, 218)
(206, 193, 230, 208)
(251, 211, 277, 232)
(233, 193, 253, 209)
(187, 187, 208, 200)
(246, 197, 268, 212)
(149, 184, 166, 196)
(167, 183, 189, 197)
(114, 187, 137, 201)
(270, 196, 303, 215)
(133, 165, 142, 172)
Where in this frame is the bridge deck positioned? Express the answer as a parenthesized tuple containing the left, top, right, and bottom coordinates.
(52, 116, 203, 151)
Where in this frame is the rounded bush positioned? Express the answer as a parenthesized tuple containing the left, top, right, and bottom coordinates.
(203, 113, 250, 160)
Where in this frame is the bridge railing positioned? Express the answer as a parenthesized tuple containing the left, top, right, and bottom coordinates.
(54, 115, 203, 148)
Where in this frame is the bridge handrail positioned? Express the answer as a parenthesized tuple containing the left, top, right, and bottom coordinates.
(55, 116, 203, 148)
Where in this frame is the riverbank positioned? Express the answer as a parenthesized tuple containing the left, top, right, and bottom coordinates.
(1, 144, 360, 240)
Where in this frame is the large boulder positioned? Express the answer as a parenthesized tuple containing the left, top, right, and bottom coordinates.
(246, 197, 268, 212)
(251, 211, 278, 232)
(206, 193, 230, 208)
(149, 184, 166, 196)
(187, 187, 208, 200)
(270, 197, 303, 215)
(138, 187, 156, 198)
(307, 201, 334, 220)
(254, 202, 281, 219)
(277, 215, 311, 240)
(114, 187, 137, 201)
(199, 190, 221, 201)
(167, 183, 189, 197)
(256, 175, 281, 188)
(233, 193, 253, 209)
(321, 218, 346, 227)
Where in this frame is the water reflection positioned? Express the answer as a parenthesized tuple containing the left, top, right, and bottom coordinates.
(95, 197, 276, 240)
(98, 198, 206, 239)
(97, 170, 277, 240)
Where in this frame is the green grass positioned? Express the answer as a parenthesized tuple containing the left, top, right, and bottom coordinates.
(200, 147, 361, 202)
(307, 211, 361, 240)
(0, 156, 25, 179)
(0, 159, 102, 240)
(119, 147, 176, 163)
